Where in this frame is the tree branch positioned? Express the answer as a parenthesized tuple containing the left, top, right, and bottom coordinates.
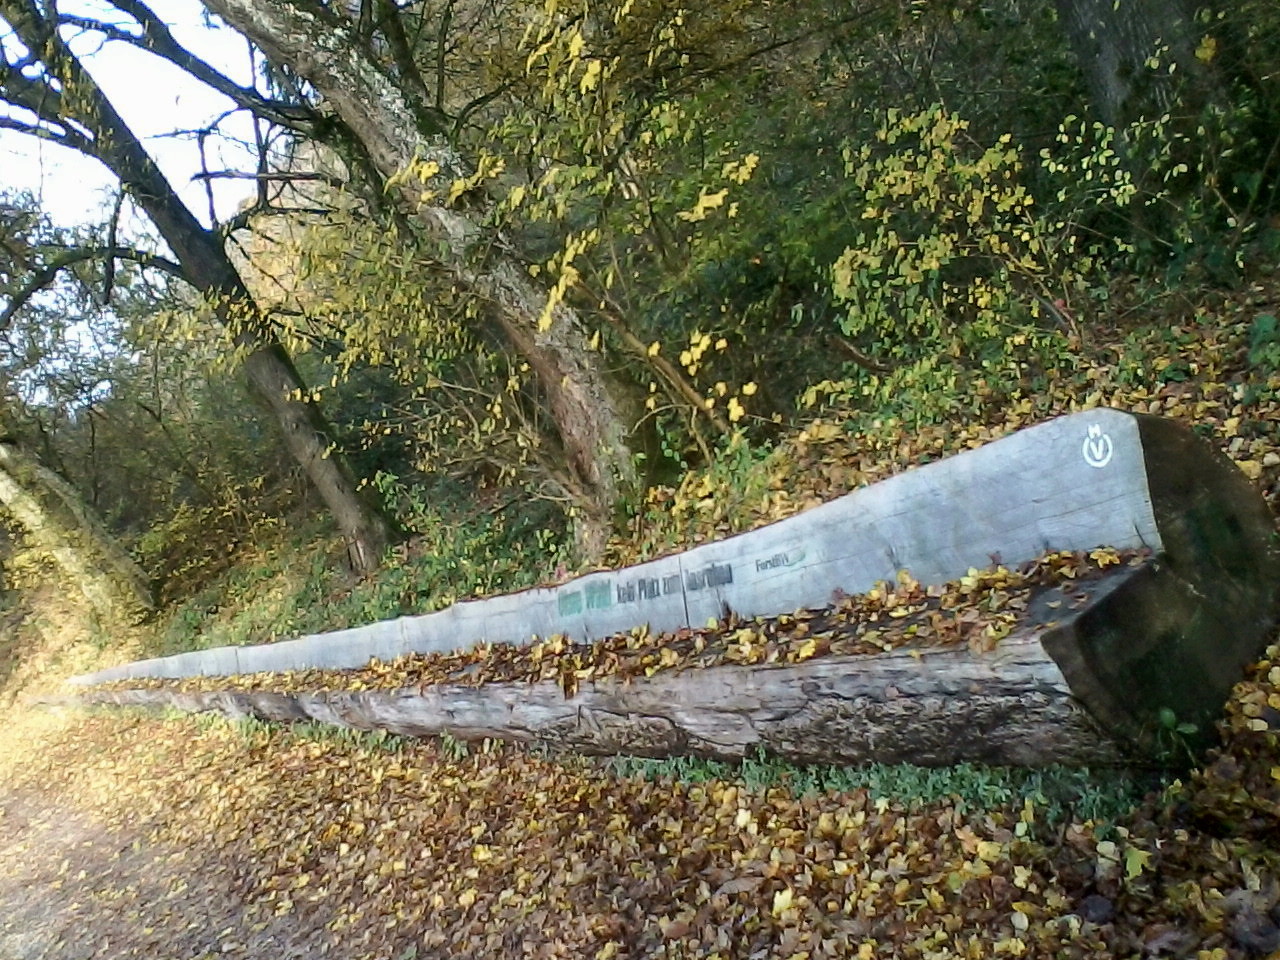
(1, 245, 186, 330)
(0, 114, 84, 148)
(830, 334, 892, 375)
(0, 60, 95, 151)
(101, 189, 126, 304)
(192, 169, 349, 191)
(376, 0, 433, 112)
(93, 0, 322, 133)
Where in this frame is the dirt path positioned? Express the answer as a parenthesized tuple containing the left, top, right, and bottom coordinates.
(0, 787, 329, 960)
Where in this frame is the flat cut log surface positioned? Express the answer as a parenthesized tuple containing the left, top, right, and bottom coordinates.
(71, 409, 1163, 685)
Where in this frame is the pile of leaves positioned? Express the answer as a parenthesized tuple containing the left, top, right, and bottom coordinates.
(91, 548, 1144, 699)
(6, 295, 1280, 958)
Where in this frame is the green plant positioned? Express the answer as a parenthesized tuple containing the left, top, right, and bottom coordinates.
(440, 732, 470, 760)
(1154, 707, 1201, 767)
(1247, 313, 1280, 373)
(606, 749, 1162, 827)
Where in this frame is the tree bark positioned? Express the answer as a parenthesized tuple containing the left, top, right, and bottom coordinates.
(70, 631, 1131, 767)
(0, 442, 153, 623)
(0, 0, 391, 574)
(202, 0, 637, 557)
(1053, 0, 1219, 128)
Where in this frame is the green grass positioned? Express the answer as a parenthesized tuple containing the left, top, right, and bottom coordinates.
(136, 707, 1166, 825)
(605, 750, 1166, 826)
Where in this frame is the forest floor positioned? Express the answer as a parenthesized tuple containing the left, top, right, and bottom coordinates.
(3, 285, 1280, 958)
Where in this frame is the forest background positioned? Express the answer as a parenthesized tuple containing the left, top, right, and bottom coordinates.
(0, 0, 1278, 686)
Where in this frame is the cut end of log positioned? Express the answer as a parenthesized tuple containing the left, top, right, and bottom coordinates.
(1042, 414, 1280, 761)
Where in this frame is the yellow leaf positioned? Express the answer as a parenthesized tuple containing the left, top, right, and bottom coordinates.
(1195, 34, 1217, 63)
(580, 59, 602, 94)
(771, 887, 794, 915)
(976, 840, 1003, 863)
(1124, 846, 1150, 879)
(677, 189, 729, 223)
(648, 341, 661, 356)
(447, 178, 469, 204)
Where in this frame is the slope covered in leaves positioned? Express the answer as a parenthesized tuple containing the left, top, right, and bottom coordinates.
(4, 293, 1280, 959)
(3, 641, 1280, 960)
(621, 295, 1280, 563)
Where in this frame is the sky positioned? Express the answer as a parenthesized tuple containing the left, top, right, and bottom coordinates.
(2, 0, 260, 230)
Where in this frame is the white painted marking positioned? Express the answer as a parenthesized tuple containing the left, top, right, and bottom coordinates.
(1082, 424, 1114, 468)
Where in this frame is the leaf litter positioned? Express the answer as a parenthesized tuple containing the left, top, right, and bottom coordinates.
(7, 297, 1280, 956)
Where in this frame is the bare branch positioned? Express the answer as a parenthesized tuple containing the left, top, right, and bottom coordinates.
(1, 245, 186, 330)
(56, 13, 140, 47)
(192, 170, 348, 191)
(452, 78, 517, 139)
(101, 189, 126, 304)
(218, 200, 334, 238)
(376, 0, 432, 110)
(0, 60, 96, 150)
(830, 334, 892, 374)
(92, 0, 322, 133)
(0, 114, 83, 148)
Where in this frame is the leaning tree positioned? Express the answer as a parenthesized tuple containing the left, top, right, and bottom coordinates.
(0, 0, 391, 573)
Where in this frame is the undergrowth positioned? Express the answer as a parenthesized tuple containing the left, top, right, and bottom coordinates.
(606, 751, 1166, 828)
(167, 707, 1163, 826)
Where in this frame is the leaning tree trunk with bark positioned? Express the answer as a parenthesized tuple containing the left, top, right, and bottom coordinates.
(202, 0, 637, 558)
(0, 1, 391, 574)
(0, 442, 153, 623)
(1053, 0, 1221, 128)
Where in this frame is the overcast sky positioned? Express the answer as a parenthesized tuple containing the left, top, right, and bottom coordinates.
(2, 0, 258, 229)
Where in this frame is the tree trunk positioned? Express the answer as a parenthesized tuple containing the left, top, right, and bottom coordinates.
(239, 343, 390, 574)
(65, 410, 1280, 764)
(1053, 0, 1219, 128)
(71, 628, 1131, 767)
(202, 0, 637, 558)
(0, 2, 392, 574)
(0, 442, 153, 623)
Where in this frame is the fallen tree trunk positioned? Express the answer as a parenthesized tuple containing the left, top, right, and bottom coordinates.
(63, 410, 1280, 767)
(66, 562, 1202, 766)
